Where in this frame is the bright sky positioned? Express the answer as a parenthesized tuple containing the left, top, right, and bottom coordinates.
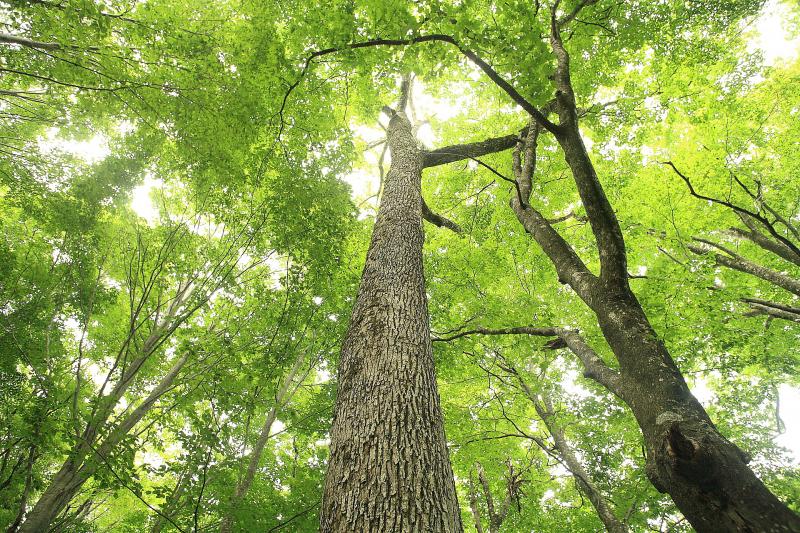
(750, 0, 800, 65)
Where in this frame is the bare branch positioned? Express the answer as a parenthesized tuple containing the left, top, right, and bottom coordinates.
(282, 35, 561, 136)
(661, 161, 800, 259)
(422, 199, 462, 233)
(423, 131, 523, 168)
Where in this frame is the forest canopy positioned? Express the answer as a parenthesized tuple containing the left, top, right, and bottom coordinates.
(1, 0, 800, 531)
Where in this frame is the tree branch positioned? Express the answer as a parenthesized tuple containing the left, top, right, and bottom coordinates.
(741, 298, 800, 323)
(689, 239, 800, 297)
(509, 130, 598, 301)
(0, 32, 61, 51)
(422, 198, 462, 233)
(729, 213, 800, 267)
(557, 0, 600, 28)
(433, 325, 623, 398)
(661, 161, 800, 259)
(285, 34, 561, 135)
(423, 132, 522, 168)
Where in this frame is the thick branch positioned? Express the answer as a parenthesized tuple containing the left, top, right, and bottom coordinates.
(742, 298, 800, 323)
(547, 5, 629, 287)
(422, 199, 462, 233)
(730, 214, 800, 267)
(0, 32, 61, 51)
(423, 133, 521, 168)
(508, 122, 598, 301)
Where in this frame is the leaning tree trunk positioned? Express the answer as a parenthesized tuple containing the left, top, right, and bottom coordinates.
(494, 11, 800, 530)
(17, 352, 189, 533)
(319, 109, 462, 532)
(593, 292, 800, 533)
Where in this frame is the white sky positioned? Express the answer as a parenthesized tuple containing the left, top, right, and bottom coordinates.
(130, 173, 162, 223)
(750, 0, 800, 65)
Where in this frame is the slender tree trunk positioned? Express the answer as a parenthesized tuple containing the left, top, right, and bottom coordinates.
(523, 386, 627, 533)
(219, 351, 307, 533)
(18, 353, 189, 533)
(468, 474, 485, 533)
(5, 444, 36, 533)
(319, 109, 462, 532)
(151, 469, 188, 533)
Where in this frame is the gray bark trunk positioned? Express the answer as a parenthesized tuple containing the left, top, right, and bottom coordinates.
(319, 110, 462, 532)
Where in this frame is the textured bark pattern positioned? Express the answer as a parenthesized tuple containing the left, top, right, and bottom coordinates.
(320, 112, 461, 533)
(595, 295, 800, 533)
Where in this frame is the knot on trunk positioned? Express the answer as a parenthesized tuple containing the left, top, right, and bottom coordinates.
(650, 413, 718, 491)
(667, 425, 699, 461)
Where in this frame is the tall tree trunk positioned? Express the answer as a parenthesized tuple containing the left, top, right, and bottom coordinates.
(487, 10, 800, 530)
(319, 109, 462, 532)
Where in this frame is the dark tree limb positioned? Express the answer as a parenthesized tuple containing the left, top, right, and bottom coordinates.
(423, 132, 522, 168)
(509, 130, 598, 301)
(422, 199, 462, 233)
(433, 326, 623, 398)
(548, 3, 629, 287)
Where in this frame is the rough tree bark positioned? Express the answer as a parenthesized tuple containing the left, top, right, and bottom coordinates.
(319, 103, 462, 532)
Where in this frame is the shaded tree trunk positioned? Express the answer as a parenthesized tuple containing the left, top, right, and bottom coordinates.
(319, 108, 462, 532)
